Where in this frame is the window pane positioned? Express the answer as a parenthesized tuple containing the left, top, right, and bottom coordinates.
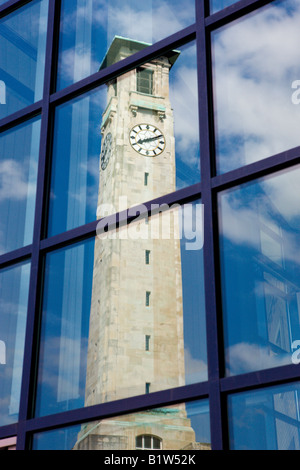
(47, 87, 104, 237)
(0, 436, 16, 450)
(0, 0, 48, 120)
(212, 0, 300, 174)
(34, 238, 95, 417)
(57, 0, 195, 91)
(0, 117, 41, 255)
(35, 202, 206, 417)
(218, 165, 300, 376)
(48, 42, 200, 237)
(228, 383, 300, 450)
(0, 260, 30, 426)
(144, 435, 151, 448)
(210, 0, 239, 14)
(32, 400, 210, 450)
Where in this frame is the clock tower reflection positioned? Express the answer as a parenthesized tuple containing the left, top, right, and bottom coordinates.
(74, 37, 201, 451)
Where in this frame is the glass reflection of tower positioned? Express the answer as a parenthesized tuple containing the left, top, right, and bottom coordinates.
(74, 37, 199, 450)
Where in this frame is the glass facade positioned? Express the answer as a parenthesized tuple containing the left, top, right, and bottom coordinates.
(0, 0, 48, 119)
(0, 260, 31, 426)
(1, 0, 300, 451)
(228, 383, 300, 450)
(32, 400, 210, 450)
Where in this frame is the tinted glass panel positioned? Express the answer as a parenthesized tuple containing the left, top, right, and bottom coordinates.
(35, 201, 206, 417)
(210, 0, 239, 14)
(212, 0, 300, 174)
(32, 400, 211, 450)
(57, 0, 195, 90)
(48, 42, 200, 237)
(34, 238, 95, 416)
(228, 383, 300, 450)
(0, 0, 48, 120)
(219, 165, 300, 376)
(47, 87, 104, 237)
(0, 117, 41, 255)
(0, 260, 30, 426)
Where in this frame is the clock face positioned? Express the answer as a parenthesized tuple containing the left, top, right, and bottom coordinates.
(130, 124, 165, 157)
(100, 132, 112, 170)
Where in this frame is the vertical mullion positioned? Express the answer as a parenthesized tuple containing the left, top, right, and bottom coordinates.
(16, 0, 57, 450)
(196, 0, 225, 450)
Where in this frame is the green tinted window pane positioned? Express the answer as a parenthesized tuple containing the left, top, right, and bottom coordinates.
(0, 117, 41, 255)
(228, 383, 300, 450)
(219, 165, 300, 376)
(48, 43, 200, 237)
(0, 261, 30, 426)
(0, 0, 48, 119)
(57, 0, 195, 91)
(36, 202, 206, 417)
(32, 401, 211, 450)
(212, 0, 300, 174)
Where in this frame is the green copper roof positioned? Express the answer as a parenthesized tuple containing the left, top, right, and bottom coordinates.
(99, 35, 180, 70)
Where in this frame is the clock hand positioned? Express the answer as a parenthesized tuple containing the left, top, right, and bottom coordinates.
(138, 135, 164, 145)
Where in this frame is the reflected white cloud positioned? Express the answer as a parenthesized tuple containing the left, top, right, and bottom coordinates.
(213, 0, 300, 173)
(184, 348, 208, 384)
(226, 341, 291, 376)
(219, 165, 300, 266)
(0, 341, 6, 365)
(0, 159, 37, 201)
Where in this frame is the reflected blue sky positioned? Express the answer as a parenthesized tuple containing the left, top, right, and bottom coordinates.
(219, 165, 300, 376)
(0, 260, 30, 426)
(32, 400, 210, 450)
(210, 0, 239, 14)
(36, 200, 207, 417)
(0, 116, 41, 254)
(57, 0, 195, 90)
(0, 0, 48, 119)
(228, 382, 300, 449)
(212, 0, 300, 174)
(48, 43, 200, 237)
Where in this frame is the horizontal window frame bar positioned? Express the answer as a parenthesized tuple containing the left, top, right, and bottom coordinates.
(0, 423, 18, 441)
(211, 145, 300, 192)
(39, 182, 201, 253)
(0, 101, 42, 133)
(11, 362, 300, 439)
(0, 246, 32, 269)
(220, 363, 300, 394)
(206, 0, 274, 30)
(0, 0, 31, 18)
(23, 382, 209, 435)
(49, 24, 196, 107)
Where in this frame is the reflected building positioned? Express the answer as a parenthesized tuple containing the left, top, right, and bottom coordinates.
(74, 37, 202, 450)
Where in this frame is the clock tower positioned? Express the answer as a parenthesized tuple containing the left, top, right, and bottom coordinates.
(74, 37, 200, 451)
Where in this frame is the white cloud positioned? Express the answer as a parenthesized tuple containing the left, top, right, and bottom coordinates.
(0, 159, 36, 202)
(213, 1, 300, 172)
(219, 165, 300, 266)
(226, 341, 292, 376)
(184, 348, 208, 384)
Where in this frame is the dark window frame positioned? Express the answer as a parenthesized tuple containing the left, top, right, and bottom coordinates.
(0, 0, 298, 451)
